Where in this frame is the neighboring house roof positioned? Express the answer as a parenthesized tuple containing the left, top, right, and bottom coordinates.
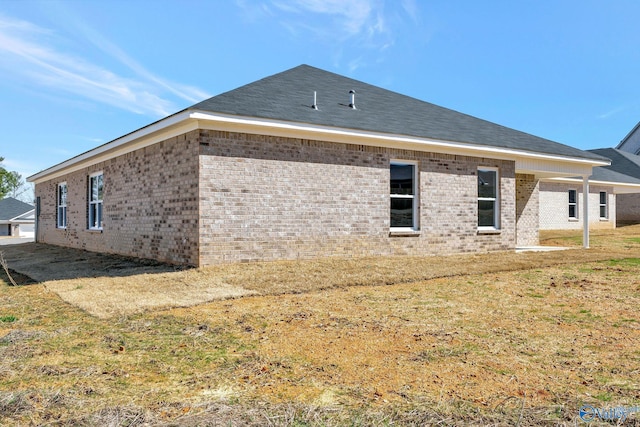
(0, 197, 35, 221)
(589, 148, 640, 181)
(545, 148, 640, 194)
(616, 121, 640, 154)
(28, 65, 609, 183)
(192, 65, 606, 162)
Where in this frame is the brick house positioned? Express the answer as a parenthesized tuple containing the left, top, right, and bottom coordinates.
(538, 147, 640, 230)
(28, 65, 609, 266)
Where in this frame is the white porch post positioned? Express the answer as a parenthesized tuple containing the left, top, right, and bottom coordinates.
(583, 176, 589, 249)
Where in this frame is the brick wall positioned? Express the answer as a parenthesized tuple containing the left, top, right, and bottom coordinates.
(539, 181, 616, 230)
(515, 174, 539, 246)
(617, 193, 640, 225)
(198, 131, 516, 264)
(35, 129, 523, 266)
(35, 131, 201, 265)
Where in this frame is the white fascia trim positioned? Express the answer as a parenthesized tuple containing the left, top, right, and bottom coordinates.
(9, 210, 36, 222)
(544, 176, 640, 194)
(29, 108, 610, 184)
(28, 111, 197, 183)
(191, 111, 611, 167)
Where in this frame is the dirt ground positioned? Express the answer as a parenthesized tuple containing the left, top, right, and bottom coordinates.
(1, 227, 639, 425)
(1, 226, 640, 318)
(0, 242, 177, 282)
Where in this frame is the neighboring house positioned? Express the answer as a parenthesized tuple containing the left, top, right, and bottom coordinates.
(27, 65, 609, 266)
(539, 148, 640, 229)
(593, 148, 640, 225)
(613, 125, 640, 225)
(617, 122, 640, 155)
(0, 197, 35, 237)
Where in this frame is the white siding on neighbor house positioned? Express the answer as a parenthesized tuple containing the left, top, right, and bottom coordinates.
(539, 181, 616, 230)
(618, 125, 640, 155)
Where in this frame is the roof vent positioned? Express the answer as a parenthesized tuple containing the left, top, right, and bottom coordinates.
(312, 91, 318, 110)
(349, 90, 356, 109)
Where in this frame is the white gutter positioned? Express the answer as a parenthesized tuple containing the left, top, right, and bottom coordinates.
(544, 176, 640, 194)
(28, 111, 196, 183)
(29, 109, 610, 183)
(191, 111, 611, 167)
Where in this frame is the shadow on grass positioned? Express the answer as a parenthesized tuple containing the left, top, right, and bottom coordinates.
(0, 242, 182, 284)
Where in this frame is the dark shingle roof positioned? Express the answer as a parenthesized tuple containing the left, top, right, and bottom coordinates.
(588, 148, 640, 184)
(191, 64, 606, 162)
(0, 197, 34, 221)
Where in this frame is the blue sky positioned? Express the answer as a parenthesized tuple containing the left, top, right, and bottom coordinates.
(1, 0, 640, 181)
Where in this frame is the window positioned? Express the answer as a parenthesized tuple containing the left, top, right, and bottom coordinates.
(57, 183, 67, 228)
(390, 161, 418, 230)
(88, 172, 103, 230)
(568, 189, 578, 219)
(599, 191, 608, 219)
(478, 168, 499, 228)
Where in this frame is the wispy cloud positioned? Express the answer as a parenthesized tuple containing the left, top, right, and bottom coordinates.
(597, 105, 627, 120)
(247, 0, 420, 72)
(0, 13, 209, 118)
(272, 0, 387, 42)
(65, 15, 210, 104)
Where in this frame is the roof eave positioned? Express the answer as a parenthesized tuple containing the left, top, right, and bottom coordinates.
(544, 176, 640, 194)
(28, 111, 197, 184)
(191, 110, 609, 165)
(29, 109, 608, 184)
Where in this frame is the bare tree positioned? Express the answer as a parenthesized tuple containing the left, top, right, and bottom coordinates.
(0, 157, 31, 202)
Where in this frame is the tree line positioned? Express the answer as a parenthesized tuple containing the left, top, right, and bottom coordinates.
(0, 156, 31, 202)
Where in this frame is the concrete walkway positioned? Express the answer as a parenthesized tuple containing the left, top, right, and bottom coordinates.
(0, 236, 34, 245)
(516, 246, 570, 253)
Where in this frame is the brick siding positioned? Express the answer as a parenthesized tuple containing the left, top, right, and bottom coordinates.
(35, 132, 201, 265)
(36, 129, 523, 266)
(515, 174, 539, 246)
(617, 193, 640, 225)
(198, 131, 516, 264)
(539, 181, 616, 230)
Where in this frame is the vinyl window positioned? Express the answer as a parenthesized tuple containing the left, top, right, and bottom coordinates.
(599, 191, 608, 219)
(390, 161, 418, 230)
(568, 189, 578, 219)
(478, 168, 499, 229)
(57, 182, 67, 228)
(88, 172, 103, 230)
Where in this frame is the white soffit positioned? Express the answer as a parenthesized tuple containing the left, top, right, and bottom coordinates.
(193, 111, 608, 173)
(544, 177, 640, 194)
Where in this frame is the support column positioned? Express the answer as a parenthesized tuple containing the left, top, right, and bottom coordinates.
(583, 176, 589, 249)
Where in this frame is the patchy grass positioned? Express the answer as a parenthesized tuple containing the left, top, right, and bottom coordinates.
(20, 224, 640, 319)
(0, 226, 639, 425)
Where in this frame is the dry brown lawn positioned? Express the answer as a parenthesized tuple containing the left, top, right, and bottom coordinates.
(27, 224, 640, 319)
(1, 226, 639, 425)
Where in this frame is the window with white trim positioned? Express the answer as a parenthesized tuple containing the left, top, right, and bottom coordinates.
(478, 168, 499, 229)
(57, 182, 67, 228)
(599, 191, 608, 219)
(88, 172, 104, 230)
(390, 161, 418, 230)
(568, 189, 578, 219)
